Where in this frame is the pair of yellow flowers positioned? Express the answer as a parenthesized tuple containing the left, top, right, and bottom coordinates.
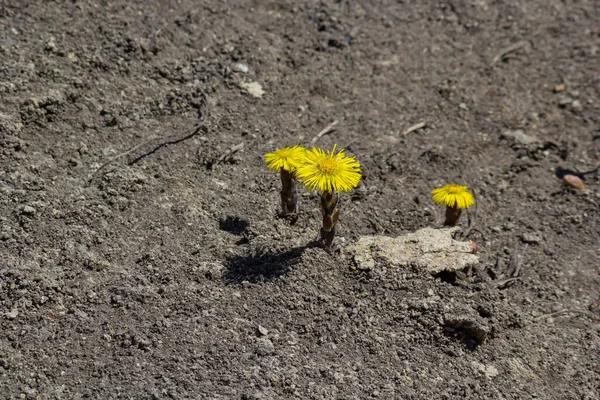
(264, 144, 361, 194)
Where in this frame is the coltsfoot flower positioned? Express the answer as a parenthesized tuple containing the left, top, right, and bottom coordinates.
(431, 184, 474, 226)
(264, 145, 305, 173)
(264, 145, 306, 216)
(296, 145, 361, 194)
(296, 145, 361, 248)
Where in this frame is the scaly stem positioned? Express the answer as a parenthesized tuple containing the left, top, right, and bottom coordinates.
(444, 205, 462, 226)
(280, 169, 298, 216)
(319, 192, 340, 248)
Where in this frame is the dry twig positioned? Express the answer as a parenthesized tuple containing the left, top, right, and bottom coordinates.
(214, 142, 244, 166)
(311, 120, 339, 144)
(403, 121, 427, 136)
(495, 253, 522, 289)
(87, 121, 204, 185)
(534, 310, 588, 320)
(87, 137, 158, 185)
(491, 40, 529, 65)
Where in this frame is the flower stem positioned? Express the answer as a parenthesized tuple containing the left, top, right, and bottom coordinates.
(444, 205, 462, 226)
(280, 169, 298, 216)
(319, 192, 340, 248)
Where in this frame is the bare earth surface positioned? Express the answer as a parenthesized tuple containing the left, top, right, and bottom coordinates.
(1, 1, 599, 399)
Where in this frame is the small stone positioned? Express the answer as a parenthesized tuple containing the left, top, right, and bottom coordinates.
(521, 233, 542, 244)
(45, 38, 57, 52)
(233, 63, 249, 73)
(257, 325, 269, 336)
(471, 361, 499, 379)
(459, 102, 468, 110)
(554, 83, 565, 92)
(571, 100, 583, 111)
(256, 338, 275, 356)
(6, 309, 18, 319)
(239, 81, 265, 98)
(562, 175, 585, 190)
(21, 205, 36, 216)
(502, 130, 539, 145)
(103, 147, 118, 156)
(558, 97, 573, 108)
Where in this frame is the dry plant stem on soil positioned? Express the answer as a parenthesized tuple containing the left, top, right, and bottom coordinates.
(280, 169, 298, 216)
(319, 192, 340, 248)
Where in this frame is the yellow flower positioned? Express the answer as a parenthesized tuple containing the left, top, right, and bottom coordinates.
(264, 145, 305, 172)
(296, 145, 361, 194)
(431, 184, 475, 209)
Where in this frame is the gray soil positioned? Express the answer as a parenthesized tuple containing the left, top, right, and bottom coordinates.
(1, 1, 599, 399)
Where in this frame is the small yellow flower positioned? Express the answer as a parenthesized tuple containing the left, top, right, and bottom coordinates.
(296, 145, 361, 194)
(264, 145, 305, 172)
(431, 184, 474, 209)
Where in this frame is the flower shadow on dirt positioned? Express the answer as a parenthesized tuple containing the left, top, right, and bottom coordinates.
(219, 216, 249, 236)
(222, 246, 306, 284)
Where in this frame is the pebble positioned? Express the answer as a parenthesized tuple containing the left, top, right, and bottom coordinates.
(45, 38, 57, 52)
(563, 175, 585, 190)
(471, 361, 499, 379)
(239, 81, 264, 98)
(554, 83, 565, 92)
(103, 147, 118, 156)
(571, 100, 583, 111)
(558, 97, 573, 108)
(233, 63, 249, 73)
(502, 130, 539, 145)
(255, 338, 275, 356)
(6, 309, 18, 319)
(521, 233, 542, 244)
(21, 205, 36, 216)
(257, 325, 269, 336)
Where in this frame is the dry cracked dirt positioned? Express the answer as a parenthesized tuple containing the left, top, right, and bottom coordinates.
(1, 1, 599, 399)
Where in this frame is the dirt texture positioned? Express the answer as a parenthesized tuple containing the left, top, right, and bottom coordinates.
(1, 0, 600, 399)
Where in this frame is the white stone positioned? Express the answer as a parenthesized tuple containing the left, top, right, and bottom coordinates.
(239, 81, 265, 98)
(346, 227, 478, 274)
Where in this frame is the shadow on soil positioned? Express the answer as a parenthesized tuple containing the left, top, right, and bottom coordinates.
(219, 216, 249, 235)
(222, 246, 306, 284)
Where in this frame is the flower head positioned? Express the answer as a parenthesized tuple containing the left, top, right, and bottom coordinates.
(431, 184, 474, 209)
(264, 145, 305, 172)
(296, 145, 361, 194)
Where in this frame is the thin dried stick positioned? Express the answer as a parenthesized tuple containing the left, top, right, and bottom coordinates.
(403, 121, 427, 136)
(311, 120, 339, 144)
(494, 252, 522, 289)
(87, 136, 158, 184)
(491, 40, 529, 65)
(87, 120, 204, 185)
(214, 142, 244, 166)
(534, 310, 589, 320)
